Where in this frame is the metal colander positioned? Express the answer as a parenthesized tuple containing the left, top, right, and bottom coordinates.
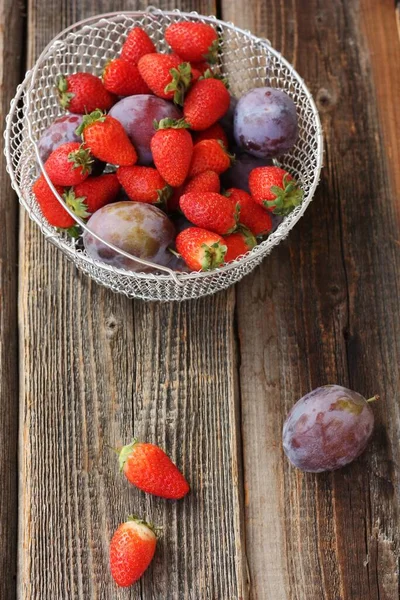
(4, 8, 323, 302)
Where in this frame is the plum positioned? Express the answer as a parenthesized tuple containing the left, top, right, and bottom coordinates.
(220, 151, 272, 192)
(234, 87, 298, 158)
(109, 95, 182, 165)
(38, 114, 83, 162)
(83, 201, 176, 272)
(282, 385, 377, 472)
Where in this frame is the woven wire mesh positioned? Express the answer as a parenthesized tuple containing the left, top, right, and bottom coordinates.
(4, 8, 323, 302)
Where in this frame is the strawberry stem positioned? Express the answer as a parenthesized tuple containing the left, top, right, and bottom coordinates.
(56, 75, 75, 109)
(263, 174, 303, 216)
(164, 62, 192, 106)
(118, 438, 139, 472)
(154, 118, 190, 131)
(200, 242, 227, 270)
(75, 109, 107, 136)
(127, 516, 160, 537)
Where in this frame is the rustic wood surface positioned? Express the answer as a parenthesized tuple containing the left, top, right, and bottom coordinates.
(0, 0, 398, 598)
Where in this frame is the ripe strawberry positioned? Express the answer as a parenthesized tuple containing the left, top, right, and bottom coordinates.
(64, 174, 121, 219)
(193, 123, 229, 149)
(118, 439, 190, 499)
(44, 142, 92, 186)
(32, 175, 74, 228)
(180, 192, 239, 235)
(165, 22, 218, 63)
(249, 166, 303, 215)
(138, 54, 191, 105)
(102, 58, 150, 96)
(183, 170, 220, 194)
(56, 73, 116, 114)
(189, 139, 232, 178)
(120, 27, 156, 64)
(224, 228, 257, 262)
(117, 166, 171, 204)
(184, 77, 230, 130)
(151, 118, 193, 187)
(110, 517, 157, 587)
(176, 227, 227, 271)
(77, 110, 137, 166)
(225, 188, 272, 236)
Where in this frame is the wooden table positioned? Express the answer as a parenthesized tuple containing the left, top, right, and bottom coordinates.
(1, 1, 400, 598)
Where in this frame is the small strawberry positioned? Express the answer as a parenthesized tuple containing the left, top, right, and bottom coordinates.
(165, 22, 218, 64)
(138, 54, 191, 105)
(102, 58, 150, 96)
(120, 27, 156, 64)
(184, 76, 230, 130)
(176, 227, 227, 271)
(225, 188, 272, 236)
(77, 110, 137, 166)
(44, 142, 92, 186)
(32, 175, 74, 228)
(224, 228, 257, 262)
(110, 517, 157, 587)
(151, 118, 193, 187)
(249, 166, 303, 215)
(117, 166, 171, 204)
(183, 170, 220, 194)
(56, 73, 116, 114)
(65, 174, 121, 218)
(180, 191, 239, 235)
(193, 123, 229, 149)
(118, 439, 190, 499)
(189, 139, 233, 178)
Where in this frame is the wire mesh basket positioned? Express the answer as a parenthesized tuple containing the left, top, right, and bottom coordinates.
(4, 8, 323, 302)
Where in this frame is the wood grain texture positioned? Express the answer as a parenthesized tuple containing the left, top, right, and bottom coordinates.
(19, 1, 247, 599)
(222, 0, 400, 598)
(0, 1, 25, 598)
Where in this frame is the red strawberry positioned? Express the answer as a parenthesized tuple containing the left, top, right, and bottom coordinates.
(117, 166, 171, 204)
(118, 439, 190, 499)
(180, 191, 239, 235)
(189, 139, 232, 178)
(151, 118, 193, 187)
(110, 517, 157, 587)
(138, 54, 191, 105)
(32, 175, 74, 228)
(193, 123, 229, 149)
(120, 27, 156, 64)
(77, 110, 137, 166)
(56, 73, 116, 114)
(184, 77, 230, 130)
(224, 228, 257, 262)
(64, 174, 121, 219)
(176, 227, 227, 271)
(183, 170, 220, 194)
(165, 22, 218, 64)
(44, 142, 92, 186)
(102, 58, 150, 96)
(226, 188, 272, 236)
(249, 166, 303, 215)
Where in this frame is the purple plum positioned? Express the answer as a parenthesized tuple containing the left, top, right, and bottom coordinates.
(38, 114, 83, 162)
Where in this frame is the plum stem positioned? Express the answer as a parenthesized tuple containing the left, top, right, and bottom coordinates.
(367, 395, 380, 403)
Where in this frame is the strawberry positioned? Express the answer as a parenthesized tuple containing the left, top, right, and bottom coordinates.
(151, 118, 193, 187)
(225, 188, 272, 236)
(183, 170, 220, 194)
(56, 73, 116, 114)
(77, 110, 137, 166)
(32, 175, 74, 228)
(118, 439, 190, 499)
(183, 76, 230, 130)
(64, 174, 121, 219)
(138, 54, 191, 105)
(189, 139, 233, 178)
(180, 192, 239, 235)
(193, 123, 229, 149)
(249, 166, 303, 215)
(110, 517, 157, 587)
(102, 58, 150, 96)
(120, 27, 156, 64)
(117, 166, 171, 204)
(165, 22, 218, 63)
(44, 142, 92, 186)
(176, 227, 227, 271)
(224, 228, 257, 262)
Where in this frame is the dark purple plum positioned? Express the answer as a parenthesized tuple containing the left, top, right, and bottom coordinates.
(109, 95, 182, 165)
(83, 201, 175, 272)
(234, 87, 298, 158)
(38, 114, 83, 162)
(220, 151, 272, 192)
(282, 385, 376, 472)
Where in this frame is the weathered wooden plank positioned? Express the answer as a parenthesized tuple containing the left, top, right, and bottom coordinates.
(19, 1, 247, 599)
(0, 1, 25, 598)
(222, 0, 400, 598)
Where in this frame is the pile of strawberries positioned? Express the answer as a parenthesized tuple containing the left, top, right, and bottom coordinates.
(33, 20, 303, 272)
